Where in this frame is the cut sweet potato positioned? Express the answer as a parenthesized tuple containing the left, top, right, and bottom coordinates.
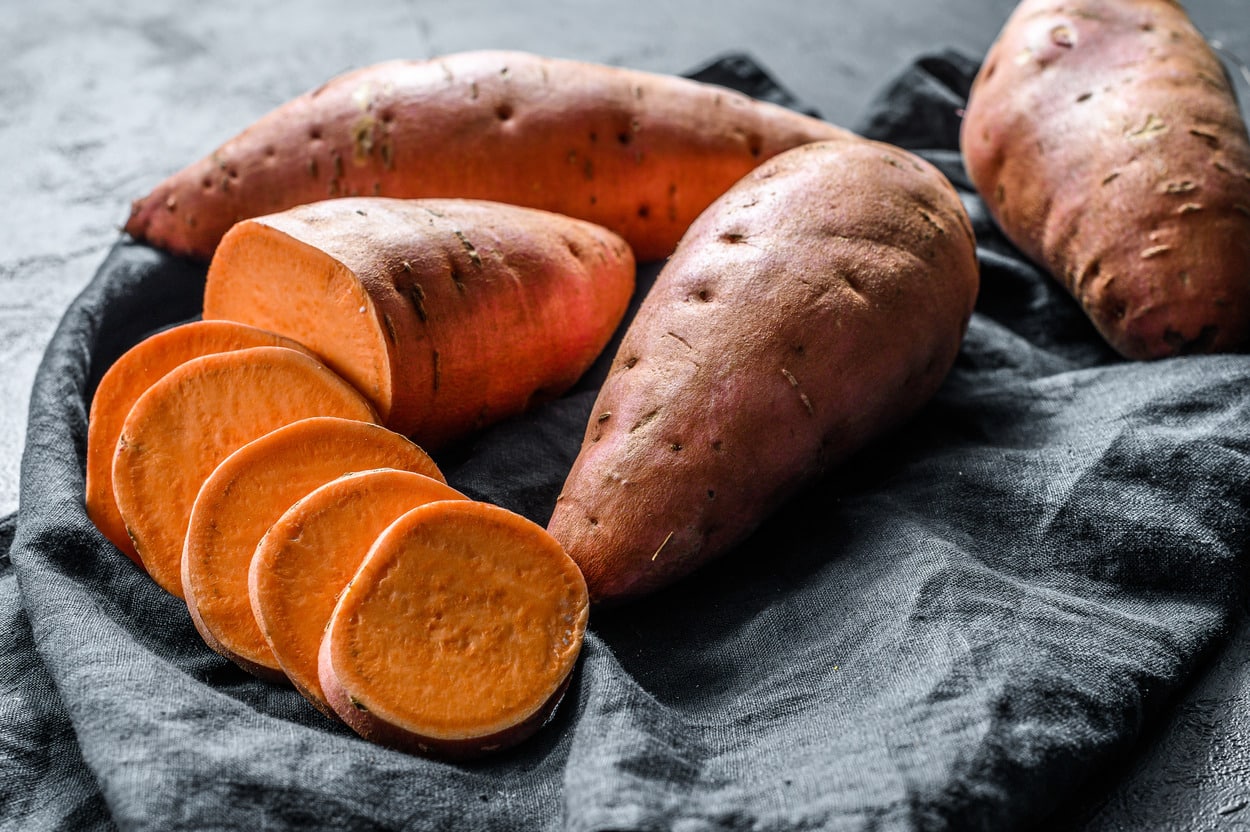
(319, 500, 588, 758)
(548, 138, 980, 603)
(86, 320, 308, 565)
(250, 468, 467, 714)
(183, 417, 443, 681)
(112, 347, 376, 598)
(960, 0, 1250, 358)
(125, 50, 850, 262)
(202, 197, 636, 446)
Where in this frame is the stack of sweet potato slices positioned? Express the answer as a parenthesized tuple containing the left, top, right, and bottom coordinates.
(87, 195, 610, 757)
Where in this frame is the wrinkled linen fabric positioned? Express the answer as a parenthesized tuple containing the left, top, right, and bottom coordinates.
(2, 53, 1247, 832)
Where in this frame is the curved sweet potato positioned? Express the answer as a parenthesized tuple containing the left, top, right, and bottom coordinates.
(86, 320, 308, 565)
(183, 417, 443, 680)
(202, 197, 636, 446)
(547, 138, 980, 603)
(250, 468, 467, 714)
(319, 500, 588, 758)
(112, 347, 376, 598)
(960, 0, 1250, 359)
(124, 50, 850, 262)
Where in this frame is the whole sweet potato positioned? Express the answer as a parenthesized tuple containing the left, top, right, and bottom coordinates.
(126, 50, 850, 262)
(960, 0, 1250, 359)
(547, 138, 980, 604)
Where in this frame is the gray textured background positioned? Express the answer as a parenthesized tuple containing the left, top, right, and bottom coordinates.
(2, 1, 1247, 828)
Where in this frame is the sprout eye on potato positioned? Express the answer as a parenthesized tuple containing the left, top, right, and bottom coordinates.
(960, 0, 1250, 360)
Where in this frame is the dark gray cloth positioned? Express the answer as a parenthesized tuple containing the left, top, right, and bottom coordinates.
(3, 53, 1248, 832)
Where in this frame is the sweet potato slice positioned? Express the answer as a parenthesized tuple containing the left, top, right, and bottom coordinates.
(112, 347, 376, 598)
(125, 50, 850, 262)
(202, 196, 636, 446)
(250, 468, 467, 713)
(183, 418, 443, 681)
(319, 500, 588, 758)
(548, 138, 980, 603)
(86, 320, 308, 565)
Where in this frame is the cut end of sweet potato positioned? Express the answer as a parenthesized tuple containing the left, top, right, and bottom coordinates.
(182, 416, 442, 679)
(85, 320, 309, 565)
(319, 500, 589, 758)
(250, 468, 467, 716)
(203, 220, 398, 426)
(111, 347, 377, 598)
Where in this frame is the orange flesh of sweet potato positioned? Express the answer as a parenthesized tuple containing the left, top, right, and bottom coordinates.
(319, 500, 588, 758)
(124, 50, 851, 263)
(86, 320, 309, 565)
(182, 417, 443, 680)
(960, 0, 1250, 359)
(249, 468, 467, 715)
(111, 347, 377, 598)
(547, 138, 980, 603)
(202, 197, 637, 446)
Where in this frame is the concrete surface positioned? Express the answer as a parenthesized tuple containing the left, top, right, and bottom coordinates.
(2, 1, 1248, 828)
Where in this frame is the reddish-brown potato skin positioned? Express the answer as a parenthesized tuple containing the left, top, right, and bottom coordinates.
(125, 50, 851, 263)
(547, 138, 980, 604)
(960, 0, 1250, 359)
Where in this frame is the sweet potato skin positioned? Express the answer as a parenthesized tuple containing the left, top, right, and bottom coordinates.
(124, 50, 850, 262)
(547, 138, 980, 604)
(203, 197, 637, 447)
(960, 0, 1250, 359)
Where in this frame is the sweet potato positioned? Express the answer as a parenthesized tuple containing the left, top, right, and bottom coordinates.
(319, 500, 588, 758)
(86, 320, 309, 565)
(202, 197, 635, 445)
(547, 138, 980, 603)
(960, 0, 1250, 359)
(250, 468, 467, 714)
(112, 347, 376, 598)
(124, 50, 851, 262)
(183, 418, 443, 680)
